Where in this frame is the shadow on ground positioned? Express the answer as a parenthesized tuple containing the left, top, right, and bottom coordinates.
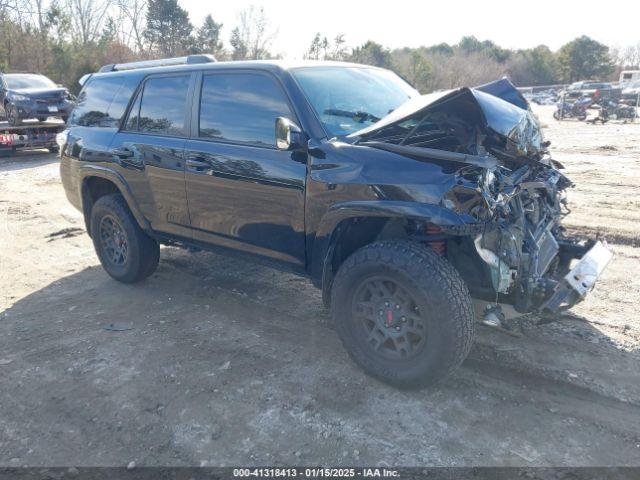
(0, 151, 59, 172)
(1, 248, 639, 467)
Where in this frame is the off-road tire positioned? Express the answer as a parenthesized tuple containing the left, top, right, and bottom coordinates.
(331, 240, 474, 389)
(90, 194, 159, 283)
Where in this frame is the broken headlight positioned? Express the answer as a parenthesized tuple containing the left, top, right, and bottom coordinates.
(442, 167, 499, 221)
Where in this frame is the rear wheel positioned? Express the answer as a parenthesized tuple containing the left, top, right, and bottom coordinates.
(90, 194, 160, 283)
(331, 240, 474, 389)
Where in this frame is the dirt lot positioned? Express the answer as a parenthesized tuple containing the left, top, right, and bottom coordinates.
(1, 105, 639, 467)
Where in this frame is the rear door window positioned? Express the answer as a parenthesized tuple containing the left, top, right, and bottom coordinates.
(126, 75, 190, 136)
(198, 73, 293, 146)
(70, 75, 137, 127)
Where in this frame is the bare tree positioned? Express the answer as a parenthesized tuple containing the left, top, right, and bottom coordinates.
(328, 34, 348, 61)
(66, 0, 111, 45)
(115, 0, 146, 53)
(303, 33, 348, 61)
(229, 5, 277, 60)
(617, 43, 640, 69)
(423, 51, 505, 91)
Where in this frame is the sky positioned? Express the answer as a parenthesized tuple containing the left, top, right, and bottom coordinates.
(181, 0, 640, 58)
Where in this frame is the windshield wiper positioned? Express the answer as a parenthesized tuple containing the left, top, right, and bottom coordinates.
(323, 109, 381, 123)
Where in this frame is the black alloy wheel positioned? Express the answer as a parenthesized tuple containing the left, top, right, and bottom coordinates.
(351, 276, 428, 360)
(99, 214, 129, 267)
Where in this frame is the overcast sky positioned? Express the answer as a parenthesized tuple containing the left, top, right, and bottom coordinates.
(181, 0, 640, 58)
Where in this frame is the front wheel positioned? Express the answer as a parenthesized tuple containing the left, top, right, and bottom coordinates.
(7, 104, 22, 126)
(90, 194, 160, 283)
(331, 240, 474, 389)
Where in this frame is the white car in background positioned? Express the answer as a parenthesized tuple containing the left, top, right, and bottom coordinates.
(621, 80, 640, 106)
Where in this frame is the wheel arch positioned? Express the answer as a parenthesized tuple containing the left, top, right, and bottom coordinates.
(310, 201, 471, 306)
(80, 166, 151, 237)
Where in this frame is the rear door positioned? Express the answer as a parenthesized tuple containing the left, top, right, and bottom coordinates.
(184, 71, 307, 266)
(62, 74, 140, 199)
(111, 73, 195, 238)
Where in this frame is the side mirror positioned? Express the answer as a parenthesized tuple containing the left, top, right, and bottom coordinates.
(275, 117, 303, 151)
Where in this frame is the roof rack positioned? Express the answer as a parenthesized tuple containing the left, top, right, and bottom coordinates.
(98, 54, 216, 73)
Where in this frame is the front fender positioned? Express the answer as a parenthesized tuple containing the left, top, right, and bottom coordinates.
(310, 200, 476, 286)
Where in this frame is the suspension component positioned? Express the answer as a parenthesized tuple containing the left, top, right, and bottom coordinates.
(425, 224, 446, 256)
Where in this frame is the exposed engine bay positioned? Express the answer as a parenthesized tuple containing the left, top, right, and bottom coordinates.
(350, 79, 612, 315)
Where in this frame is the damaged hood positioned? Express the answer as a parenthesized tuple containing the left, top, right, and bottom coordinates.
(350, 78, 546, 162)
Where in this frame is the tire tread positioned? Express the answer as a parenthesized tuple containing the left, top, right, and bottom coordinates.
(331, 240, 474, 388)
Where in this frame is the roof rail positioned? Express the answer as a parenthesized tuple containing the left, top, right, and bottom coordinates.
(98, 54, 216, 73)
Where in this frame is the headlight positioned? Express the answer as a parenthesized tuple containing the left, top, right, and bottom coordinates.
(11, 94, 29, 101)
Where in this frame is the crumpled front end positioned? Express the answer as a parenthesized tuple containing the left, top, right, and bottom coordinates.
(351, 78, 612, 314)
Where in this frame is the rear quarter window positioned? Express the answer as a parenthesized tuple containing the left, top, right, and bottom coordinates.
(69, 75, 138, 127)
(124, 75, 191, 136)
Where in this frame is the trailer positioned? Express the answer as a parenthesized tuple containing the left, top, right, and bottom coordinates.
(0, 120, 65, 157)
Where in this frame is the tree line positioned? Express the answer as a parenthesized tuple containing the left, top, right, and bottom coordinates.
(1, 0, 637, 93)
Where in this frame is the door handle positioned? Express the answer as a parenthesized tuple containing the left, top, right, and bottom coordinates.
(112, 147, 143, 170)
(111, 147, 134, 158)
(186, 158, 212, 172)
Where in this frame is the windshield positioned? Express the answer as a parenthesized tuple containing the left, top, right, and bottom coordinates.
(4, 74, 56, 90)
(292, 67, 418, 137)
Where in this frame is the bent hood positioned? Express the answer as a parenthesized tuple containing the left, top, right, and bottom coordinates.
(350, 78, 546, 162)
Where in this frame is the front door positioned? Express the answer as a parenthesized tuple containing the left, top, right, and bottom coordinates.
(184, 71, 306, 266)
(111, 73, 195, 238)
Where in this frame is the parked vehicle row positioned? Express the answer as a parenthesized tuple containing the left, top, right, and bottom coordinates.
(564, 81, 622, 104)
(544, 79, 638, 122)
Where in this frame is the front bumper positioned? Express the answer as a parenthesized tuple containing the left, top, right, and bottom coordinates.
(542, 241, 613, 312)
(14, 100, 73, 119)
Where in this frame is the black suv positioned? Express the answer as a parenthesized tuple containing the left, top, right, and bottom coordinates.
(59, 55, 611, 388)
(1, 73, 74, 125)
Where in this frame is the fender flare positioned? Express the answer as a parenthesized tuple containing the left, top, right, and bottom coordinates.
(79, 164, 152, 234)
(310, 200, 474, 287)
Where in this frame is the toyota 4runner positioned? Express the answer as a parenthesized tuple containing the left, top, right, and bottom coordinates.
(59, 55, 612, 388)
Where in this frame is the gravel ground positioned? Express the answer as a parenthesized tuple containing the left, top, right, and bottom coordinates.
(0, 105, 639, 467)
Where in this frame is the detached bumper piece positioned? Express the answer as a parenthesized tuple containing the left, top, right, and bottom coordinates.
(542, 241, 613, 312)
